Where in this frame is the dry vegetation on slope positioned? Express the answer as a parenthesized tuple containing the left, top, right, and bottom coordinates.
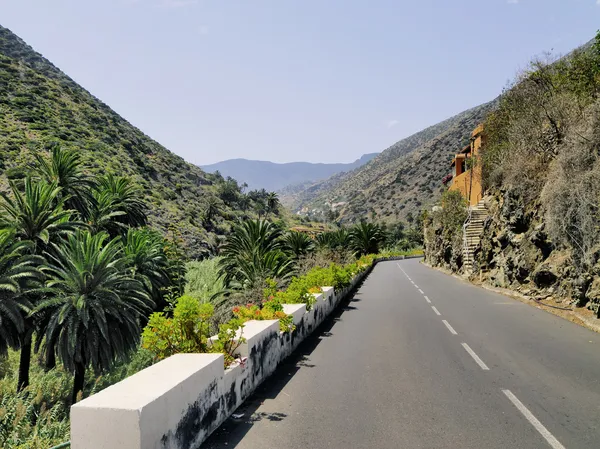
(427, 34, 600, 317)
(290, 101, 496, 224)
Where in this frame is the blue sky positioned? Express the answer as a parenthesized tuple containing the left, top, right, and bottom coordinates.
(1, 1, 598, 164)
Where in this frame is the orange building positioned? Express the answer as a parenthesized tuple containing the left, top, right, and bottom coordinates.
(449, 124, 484, 206)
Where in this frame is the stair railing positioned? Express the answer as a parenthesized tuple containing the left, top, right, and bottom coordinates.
(462, 206, 473, 269)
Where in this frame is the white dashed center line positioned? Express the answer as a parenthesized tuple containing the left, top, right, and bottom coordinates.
(461, 343, 490, 370)
(442, 320, 458, 335)
(424, 296, 431, 303)
(502, 390, 565, 449)
(431, 306, 441, 316)
(418, 289, 424, 295)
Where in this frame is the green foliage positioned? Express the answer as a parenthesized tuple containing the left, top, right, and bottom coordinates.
(438, 190, 468, 236)
(210, 318, 245, 366)
(0, 177, 80, 247)
(266, 192, 280, 216)
(142, 295, 245, 366)
(0, 230, 43, 355)
(0, 352, 71, 449)
(184, 258, 225, 304)
(219, 220, 294, 289)
(142, 296, 214, 361)
(37, 231, 154, 403)
(283, 231, 315, 258)
(123, 228, 173, 307)
(89, 174, 148, 236)
(349, 222, 385, 256)
(232, 302, 295, 333)
(34, 144, 96, 218)
(315, 229, 350, 251)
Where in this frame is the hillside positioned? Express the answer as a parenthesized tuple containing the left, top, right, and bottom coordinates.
(0, 25, 251, 258)
(425, 34, 600, 318)
(290, 101, 496, 222)
(201, 153, 378, 192)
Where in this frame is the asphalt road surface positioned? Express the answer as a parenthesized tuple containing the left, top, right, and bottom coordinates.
(203, 259, 600, 449)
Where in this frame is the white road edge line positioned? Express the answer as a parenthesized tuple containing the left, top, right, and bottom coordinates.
(431, 306, 441, 316)
(442, 320, 457, 335)
(424, 295, 431, 303)
(502, 390, 566, 449)
(461, 343, 490, 370)
(418, 289, 424, 295)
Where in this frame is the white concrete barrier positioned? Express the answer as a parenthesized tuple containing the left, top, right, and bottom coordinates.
(71, 353, 224, 449)
(70, 257, 406, 449)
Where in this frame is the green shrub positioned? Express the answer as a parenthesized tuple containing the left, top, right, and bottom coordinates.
(142, 295, 214, 361)
(185, 258, 225, 304)
(141, 295, 245, 366)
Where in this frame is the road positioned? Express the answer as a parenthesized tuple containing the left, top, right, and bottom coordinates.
(204, 259, 600, 448)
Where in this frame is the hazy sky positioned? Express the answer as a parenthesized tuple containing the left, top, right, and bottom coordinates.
(1, 1, 598, 165)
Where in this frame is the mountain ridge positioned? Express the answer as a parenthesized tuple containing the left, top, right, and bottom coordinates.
(0, 24, 254, 258)
(288, 101, 497, 222)
(201, 153, 379, 192)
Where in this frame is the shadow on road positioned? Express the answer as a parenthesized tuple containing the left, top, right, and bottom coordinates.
(202, 278, 368, 448)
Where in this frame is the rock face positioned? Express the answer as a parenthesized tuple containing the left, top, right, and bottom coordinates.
(425, 191, 600, 317)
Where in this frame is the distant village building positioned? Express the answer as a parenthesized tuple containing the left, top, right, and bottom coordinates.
(449, 124, 485, 206)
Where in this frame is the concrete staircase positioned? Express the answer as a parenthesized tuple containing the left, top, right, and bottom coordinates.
(462, 199, 488, 274)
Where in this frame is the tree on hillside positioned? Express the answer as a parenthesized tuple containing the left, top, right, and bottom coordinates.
(219, 220, 294, 289)
(0, 230, 43, 356)
(123, 228, 172, 309)
(316, 229, 350, 252)
(0, 177, 81, 390)
(202, 197, 223, 228)
(217, 177, 242, 206)
(266, 192, 280, 217)
(34, 145, 96, 218)
(88, 174, 147, 237)
(37, 231, 153, 404)
(349, 222, 386, 256)
(283, 231, 315, 259)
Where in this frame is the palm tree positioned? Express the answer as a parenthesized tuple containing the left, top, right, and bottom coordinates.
(202, 197, 222, 227)
(0, 229, 43, 356)
(315, 229, 349, 252)
(37, 231, 153, 403)
(253, 199, 267, 219)
(331, 229, 351, 249)
(34, 145, 96, 218)
(123, 228, 171, 308)
(219, 220, 294, 289)
(0, 177, 80, 390)
(88, 175, 147, 236)
(349, 222, 386, 256)
(0, 177, 79, 249)
(283, 231, 315, 258)
(266, 192, 280, 217)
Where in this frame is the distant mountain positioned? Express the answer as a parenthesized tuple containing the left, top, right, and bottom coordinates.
(288, 101, 497, 222)
(201, 153, 378, 192)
